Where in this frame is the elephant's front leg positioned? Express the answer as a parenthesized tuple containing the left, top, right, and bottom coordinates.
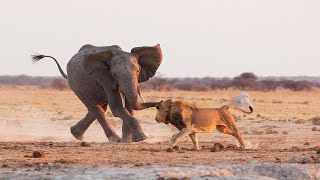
(108, 91, 147, 142)
(121, 97, 133, 143)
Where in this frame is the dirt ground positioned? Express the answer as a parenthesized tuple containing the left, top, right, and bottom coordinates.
(0, 87, 320, 179)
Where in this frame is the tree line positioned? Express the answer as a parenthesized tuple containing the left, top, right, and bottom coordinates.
(0, 73, 319, 91)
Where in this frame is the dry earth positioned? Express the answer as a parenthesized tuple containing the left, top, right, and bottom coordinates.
(0, 87, 320, 179)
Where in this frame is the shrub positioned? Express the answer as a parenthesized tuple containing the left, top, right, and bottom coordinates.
(50, 78, 69, 90)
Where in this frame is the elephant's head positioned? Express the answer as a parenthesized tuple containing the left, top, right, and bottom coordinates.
(82, 44, 162, 110)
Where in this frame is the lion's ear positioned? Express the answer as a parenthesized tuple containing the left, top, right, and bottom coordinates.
(161, 99, 172, 110)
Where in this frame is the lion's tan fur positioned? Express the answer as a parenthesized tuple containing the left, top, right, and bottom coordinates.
(155, 99, 248, 150)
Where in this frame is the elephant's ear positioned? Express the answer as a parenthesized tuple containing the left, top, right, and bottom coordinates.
(131, 44, 163, 83)
(82, 50, 113, 76)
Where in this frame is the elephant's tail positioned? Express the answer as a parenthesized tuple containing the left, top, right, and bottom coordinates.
(31, 54, 68, 79)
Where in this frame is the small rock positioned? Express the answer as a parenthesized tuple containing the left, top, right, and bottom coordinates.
(291, 146, 301, 151)
(25, 163, 33, 166)
(62, 115, 74, 120)
(243, 114, 247, 117)
(275, 157, 281, 163)
(316, 149, 320, 154)
(166, 148, 174, 152)
(266, 129, 279, 134)
(252, 130, 263, 135)
(243, 131, 249, 135)
(295, 119, 306, 124)
(303, 101, 311, 105)
(311, 127, 317, 131)
(308, 116, 320, 125)
(211, 143, 224, 152)
(304, 142, 310, 146)
(311, 156, 320, 163)
(282, 131, 289, 135)
(172, 145, 180, 150)
(287, 156, 298, 163)
(210, 146, 219, 152)
(301, 157, 314, 164)
(80, 141, 91, 147)
(33, 151, 45, 158)
(256, 114, 262, 118)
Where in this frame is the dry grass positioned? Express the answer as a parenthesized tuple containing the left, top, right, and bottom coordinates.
(0, 87, 320, 170)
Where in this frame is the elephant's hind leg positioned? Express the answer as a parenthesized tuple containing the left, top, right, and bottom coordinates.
(70, 104, 108, 141)
(70, 112, 95, 141)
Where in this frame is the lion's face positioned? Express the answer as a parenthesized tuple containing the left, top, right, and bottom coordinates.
(155, 99, 172, 124)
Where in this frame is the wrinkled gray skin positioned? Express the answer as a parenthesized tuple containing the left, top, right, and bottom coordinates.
(33, 44, 163, 143)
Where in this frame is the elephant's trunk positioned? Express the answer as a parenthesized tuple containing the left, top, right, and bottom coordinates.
(120, 80, 157, 110)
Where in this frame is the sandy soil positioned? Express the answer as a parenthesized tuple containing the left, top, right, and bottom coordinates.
(0, 87, 320, 179)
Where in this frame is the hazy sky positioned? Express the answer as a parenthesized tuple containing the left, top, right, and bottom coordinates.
(1, 0, 319, 78)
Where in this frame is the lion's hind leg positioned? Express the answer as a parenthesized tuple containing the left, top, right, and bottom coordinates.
(216, 125, 246, 149)
(216, 125, 233, 134)
(189, 133, 199, 151)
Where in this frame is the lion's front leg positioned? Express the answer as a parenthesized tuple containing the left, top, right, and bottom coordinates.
(170, 128, 192, 147)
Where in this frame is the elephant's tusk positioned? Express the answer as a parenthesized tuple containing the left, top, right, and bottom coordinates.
(138, 86, 145, 103)
(120, 93, 126, 107)
(138, 91, 145, 103)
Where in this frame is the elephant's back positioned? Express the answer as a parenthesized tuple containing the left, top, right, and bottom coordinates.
(66, 44, 123, 104)
(77, 44, 122, 54)
(67, 44, 122, 71)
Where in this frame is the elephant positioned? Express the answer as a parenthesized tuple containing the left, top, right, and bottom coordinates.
(32, 44, 163, 142)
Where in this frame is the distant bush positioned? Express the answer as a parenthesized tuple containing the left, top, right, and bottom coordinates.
(0, 75, 69, 90)
(0, 73, 319, 91)
(235, 72, 258, 80)
(279, 80, 313, 91)
(141, 72, 319, 91)
(50, 79, 69, 90)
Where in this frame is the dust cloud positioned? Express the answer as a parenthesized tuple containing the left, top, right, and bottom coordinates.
(0, 117, 176, 143)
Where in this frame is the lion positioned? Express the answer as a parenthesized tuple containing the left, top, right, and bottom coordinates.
(155, 92, 253, 150)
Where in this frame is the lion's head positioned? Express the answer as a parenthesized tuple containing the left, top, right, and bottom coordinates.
(155, 99, 172, 124)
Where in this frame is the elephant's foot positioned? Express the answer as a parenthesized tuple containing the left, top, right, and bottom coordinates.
(70, 126, 84, 141)
(121, 134, 133, 143)
(121, 137, 132, 143)
(132, 133, 147, 142)
(108, 135, 122, 143)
